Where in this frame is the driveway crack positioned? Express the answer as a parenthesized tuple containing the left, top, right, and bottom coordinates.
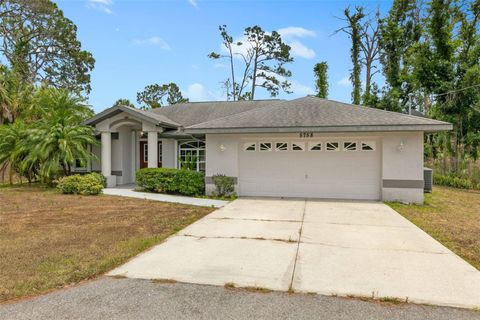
(289, 199, 307, 291)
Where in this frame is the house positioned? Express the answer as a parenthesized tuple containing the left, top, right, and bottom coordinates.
(82, 96, 452, 203)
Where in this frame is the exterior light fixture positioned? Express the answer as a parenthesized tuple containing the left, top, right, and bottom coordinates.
(220, 144, 226, 152)
(397, 140, 406, 152)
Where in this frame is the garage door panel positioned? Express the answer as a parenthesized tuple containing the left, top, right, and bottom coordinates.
(238, 139, 381, 200)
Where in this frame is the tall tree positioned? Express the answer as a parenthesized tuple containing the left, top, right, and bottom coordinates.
(209, 25, 293, 100)
(336, 7, 365, 104)
(136, 83, 188, 109)
(359, 10, 381, 104)
(313, 62, 329, 98)
(0, 0, 95, 94)
(378, 0, 422, 111)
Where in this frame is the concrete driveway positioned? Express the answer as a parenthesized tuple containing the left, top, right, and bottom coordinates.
(109, 199, 480, 309)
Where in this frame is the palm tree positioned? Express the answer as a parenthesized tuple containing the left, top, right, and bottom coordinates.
(0, 121, 36, 183)
(27, 88, 97, 181)
(0, 66, 33, 124)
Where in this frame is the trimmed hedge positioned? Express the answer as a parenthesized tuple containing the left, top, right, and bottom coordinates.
(57, 173, 105, 195)
(433, 173, 478, 189)
(136, 168, 204, 196)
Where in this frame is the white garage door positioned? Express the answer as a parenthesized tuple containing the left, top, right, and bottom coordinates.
(238, 139, 381, 200)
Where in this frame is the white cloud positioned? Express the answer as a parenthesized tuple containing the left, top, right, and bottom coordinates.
(337, 76, 351, 87)
(277, 27, 316, 38)
(214, 63, 227, 69)
(277, 26, 316, 59)
(87, 0, 113, 14)
(218, 27, 316, 60)
(132, 37, 171, 50)
(188, 0, 199, 8)
(184, 83, 221, 102)
(290, 80, 315, 95)
(288, 41, 315, 59)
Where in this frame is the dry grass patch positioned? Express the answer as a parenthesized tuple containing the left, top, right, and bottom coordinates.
(388, 186, 480, 271)
(0, 184, 214, 302)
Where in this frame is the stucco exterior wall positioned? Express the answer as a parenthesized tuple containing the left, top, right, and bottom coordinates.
(161, 139, 176, 168)
(381, 131, 424, 203)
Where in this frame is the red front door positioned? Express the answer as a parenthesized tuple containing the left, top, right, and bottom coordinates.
(140, 141, 162, 168)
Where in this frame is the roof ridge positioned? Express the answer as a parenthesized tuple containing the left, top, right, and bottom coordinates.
(184, 100, 286, 129)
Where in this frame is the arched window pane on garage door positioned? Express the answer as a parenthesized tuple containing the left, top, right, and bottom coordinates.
(179, 141, 205, 172)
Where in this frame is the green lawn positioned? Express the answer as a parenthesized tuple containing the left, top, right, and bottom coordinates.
(388, 186, 480, 271)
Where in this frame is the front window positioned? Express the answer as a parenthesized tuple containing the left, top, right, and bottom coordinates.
(178, 140, 205, 172)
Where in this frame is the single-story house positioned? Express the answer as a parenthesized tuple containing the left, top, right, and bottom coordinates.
(82, 96, 452, 203)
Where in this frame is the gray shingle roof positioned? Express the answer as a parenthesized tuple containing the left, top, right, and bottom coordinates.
(85, 96, 452, 133)
(184, 96, 452, 133)
(149, 99, 283, 127)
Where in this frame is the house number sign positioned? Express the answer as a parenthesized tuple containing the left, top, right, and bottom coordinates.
(299, 132, 314, 138)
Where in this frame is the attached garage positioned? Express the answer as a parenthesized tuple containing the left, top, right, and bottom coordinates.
(238, 139, 381, 200)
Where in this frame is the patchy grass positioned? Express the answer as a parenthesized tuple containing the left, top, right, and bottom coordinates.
(0, 184, 214, 302)
(388, 186, 480, 271)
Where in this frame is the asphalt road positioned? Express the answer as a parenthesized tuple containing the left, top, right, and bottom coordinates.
(1, 277, 479, 320)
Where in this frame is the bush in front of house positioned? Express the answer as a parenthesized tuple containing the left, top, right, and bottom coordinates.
(136, 168, 204, 196)
(433, 173, 478, 189)
(57, 173, 105, 195)
(212, 174, 235, 197)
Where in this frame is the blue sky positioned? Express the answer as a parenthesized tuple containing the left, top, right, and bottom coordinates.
(57, 0, 392, 112)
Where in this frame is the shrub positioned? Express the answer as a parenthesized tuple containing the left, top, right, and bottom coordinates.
(57, 173, 105, 195)
(433, 173, 477, 189)
(212, 174, 235, 197)
(136, 168, 204, 196)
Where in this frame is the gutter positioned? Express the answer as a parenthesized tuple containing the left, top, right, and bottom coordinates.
(184, 124, 453, 134)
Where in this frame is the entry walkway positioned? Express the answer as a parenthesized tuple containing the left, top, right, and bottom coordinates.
(103, 185, 228, 208)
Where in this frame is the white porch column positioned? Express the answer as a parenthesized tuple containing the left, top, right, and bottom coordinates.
(101, 132, 116, 187)
(147, 131, 158, 168)
(101, 132, 111, 176)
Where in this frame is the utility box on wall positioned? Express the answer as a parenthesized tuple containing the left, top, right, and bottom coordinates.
(424, 167, 433, 193)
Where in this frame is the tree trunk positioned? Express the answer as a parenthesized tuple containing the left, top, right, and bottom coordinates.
(251, 50, 258, 100)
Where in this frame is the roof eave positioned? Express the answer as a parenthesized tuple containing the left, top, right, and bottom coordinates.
(184, 124, 453, 134)
(83, 105, 179, 128)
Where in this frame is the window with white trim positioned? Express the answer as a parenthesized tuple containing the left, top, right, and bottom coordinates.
(243, 142, 256, 151)
(308, 142, 322, 151)
(178, 141, 206, 172)
(291, 142, 305, 151)
(343, 141, 357, 151)
(259, 142, 272, 151)
(361, 141, 376, 151)
(326, 142, 339, 151)
(275, 142, 288, 151)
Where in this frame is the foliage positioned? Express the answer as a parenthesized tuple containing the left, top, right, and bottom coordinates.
(336, 7, 365, 104)
(57, 173, 105, 195)
(113, 98, 135, 108)
(0, 121, 38, 183)
(136, 168, 205, 196)
(211, 174, 235, 197)
(136, 83, 188, 109)
(0, 65, 34, 124)
(209, 25, 293, 100)
(0, 0, 95, 94)
(0, 87, 97, 183)
(313, 62, 328, 98)
(433, 173, 477, 190)
(178, 154, 198, 171)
